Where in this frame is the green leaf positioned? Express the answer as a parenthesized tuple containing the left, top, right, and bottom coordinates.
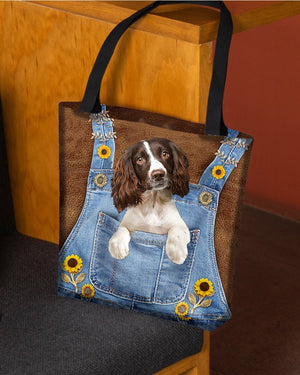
(188, 293, 197, 305)
(61, 273, 71, 283)
(200, 299, 212, 308)
(75, 273, 86, 284)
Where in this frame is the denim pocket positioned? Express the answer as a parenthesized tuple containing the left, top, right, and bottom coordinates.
(90, 212, 199, 304)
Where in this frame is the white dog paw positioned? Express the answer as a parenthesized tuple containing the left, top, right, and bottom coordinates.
(166, 229, 189, 265)
(166, 243, 188, 264)
(108, 228, 130, 260)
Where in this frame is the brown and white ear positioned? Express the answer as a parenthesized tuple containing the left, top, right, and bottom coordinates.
(170, 142, 190, 197)
(111, 149, 143, 213)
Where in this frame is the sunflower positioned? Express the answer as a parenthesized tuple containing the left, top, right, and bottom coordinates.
(194, 278, 214, 297)
(97, 145, 111, 159)
(175, 302, 189, 317)
(63, 254, 83, 274)
(81, 284, 95, 299)
(212, 165, 226, 179)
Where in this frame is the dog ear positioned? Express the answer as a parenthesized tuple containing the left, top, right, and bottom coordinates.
(111, 148, 143, 213)
(170, 142, 190, 197)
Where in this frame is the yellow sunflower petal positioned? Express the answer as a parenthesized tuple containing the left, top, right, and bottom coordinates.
(97, 145, 111, 159)
(194, 278, 214, 297)
(63, 254, 83, 274)
(212, 165, 226, 179)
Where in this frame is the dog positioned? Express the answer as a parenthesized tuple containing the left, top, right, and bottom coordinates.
(109, 137, 190, 264)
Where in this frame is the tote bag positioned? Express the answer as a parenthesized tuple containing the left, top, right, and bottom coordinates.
(58, 1, 253, 331)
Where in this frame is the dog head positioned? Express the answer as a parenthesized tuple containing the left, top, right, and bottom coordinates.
(112, 138, 189, 212)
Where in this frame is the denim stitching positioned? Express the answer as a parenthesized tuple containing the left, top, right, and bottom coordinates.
(90, 216, 101, 288)
(60, 119, 237, 327)
(59, 192, 91, 259)
(208, 209, 231, 311)
(174, 186, 218, 209)
(130, 237, 166, 246)
(110, 259, 118, 290)
(205, 135, 246, 190)
(90, 215, 161, 302)
(97, 213, 167, 246)
(91, 130, 117, 142)
(92, 239, 198, 303)
(173, 198, 216, 210)
(152, 232, 198, 303)
(154, 231, 199, 303)
(91, 115, 115, 170)
(208, 210, 221, 289)
(153, 245, 165, 301)
(90, 217, 200, 304)
(62, 184, 230, 318)
(223, 139, 239, 166)
(180, 231, 199, 302)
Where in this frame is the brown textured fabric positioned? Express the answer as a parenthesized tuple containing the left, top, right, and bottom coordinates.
(59, 102, 252, 306)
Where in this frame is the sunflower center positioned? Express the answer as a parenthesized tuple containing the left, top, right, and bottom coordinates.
(215, 168, 222, 175)
(200, 282, 210, 291)
(84, 287, 92, 296)
(101, 149, 107, 155)
(68, 258, 78, 268)
(178, 305, 187, 314)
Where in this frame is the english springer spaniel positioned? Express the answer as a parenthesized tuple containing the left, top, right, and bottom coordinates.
(109, 137, 190, 264)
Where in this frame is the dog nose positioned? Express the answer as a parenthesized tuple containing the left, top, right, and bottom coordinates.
(151, 169, 165, 181)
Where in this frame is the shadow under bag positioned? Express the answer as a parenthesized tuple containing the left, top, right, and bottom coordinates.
(58, 1, 253, 331)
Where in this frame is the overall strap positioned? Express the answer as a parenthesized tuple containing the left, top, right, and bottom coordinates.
(89, 105, 116, 170)
(79, 1, 233, 137)
(199, 129, 252, 191)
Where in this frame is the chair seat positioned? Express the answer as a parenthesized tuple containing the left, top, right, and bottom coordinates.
(0, 233, 203, 375)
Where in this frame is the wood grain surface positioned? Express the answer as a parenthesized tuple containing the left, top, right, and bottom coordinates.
(0, 1, 206, 242)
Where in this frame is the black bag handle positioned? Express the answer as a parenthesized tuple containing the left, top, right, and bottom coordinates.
(80, 1, 233, 136)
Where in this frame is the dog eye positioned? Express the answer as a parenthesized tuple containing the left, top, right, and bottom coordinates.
(161, 151, 170, 160)
(136, 156, 146, 165)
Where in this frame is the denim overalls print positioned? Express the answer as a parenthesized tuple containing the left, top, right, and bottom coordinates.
(58, 106, 252, 331)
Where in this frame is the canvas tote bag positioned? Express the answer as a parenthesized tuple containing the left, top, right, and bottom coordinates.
(58, 1, 253, 331)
